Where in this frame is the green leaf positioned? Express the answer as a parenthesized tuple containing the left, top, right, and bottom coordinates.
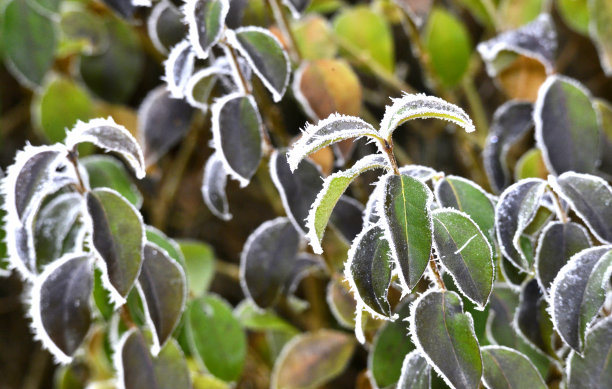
(145, 226, 185, 268)
(147, 0, 185, 55)
(432, 208, 494, 308)
(292, 15, 337, 60)
(234, 300, 298, 334)
(397, 350, 431, 389)
(164, 40, 195, 98)
(227, 27, 290, 102)
(187, 295, 246, 382)
(498, 0, 545, 28)
(551, 172, 612, 244)
(410, 290, 482, 389)
(380, 174, 433, 292)
(534, 75, 600, 175)
(81, 155, 142, 208)
(240, 218, 300, 308)
(326, 277, 357, 328)
(424, 8, 471, 87)
(34, 76, 94, 143)
(211, 93, 262, 187)
(184, 0, 229, 59)
(515, 148, 548, 181)
(79, 17, 144, 103)
(30, 254, 93, 363)
(379, 93, 475, 141)
(550, 246, 612, 351)
(595, 98, 612, 175)
(306, 155, 389, 253)
(588, 0, 612, 75)
(93, 268, 113, 320)
(515, 279, 555, 356)
(368, 299, 415, 388)
(86, 188, 144, 304)
(286, 114, 380, 171)
(345, 224, 392, 318)
(455, 0, 493, 27)
(177, 239, 215, 297)
(535, 221, 591, 294)
(435, 175, 496, 247)
(557, 0, 590, 35)
(567, 316, 612, 388)
(58, 9, 109, 57)
(1, 0, 57, 87)
(333, 6, 395, 73)
(138, 242, 186, 353)
(495, 178, 547, 271)
(481, 346, 547, 389)
(271, 330, 356, 389)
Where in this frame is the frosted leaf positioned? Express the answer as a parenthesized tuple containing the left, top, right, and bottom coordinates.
(477, 14, 557, 76)
(397, 350, 431, 389)
(483, 101, 534, 193)
(147, 0, 185, 55)
(201, 152, 231, 221)
(514, 279, 554, 355)
(65, 117, 145, 179)
(184, 67, 226, 111)
(379, 93, 475, 141)
(567, 316, 612, 388)
(285, 253, 324, 296)
(481, 345, 547, 389)
(183, 0, 229, 59)
(213, 54, 253, 91)
(163, 40, 195, 98)
(305, 154, 389, 254)
(286, 113, 380, 171)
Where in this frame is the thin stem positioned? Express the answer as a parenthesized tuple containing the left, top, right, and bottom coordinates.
(215, 259, 240, 281)
(549, 188, 569, 224)
(67, 149, 87, 194)
(267, 0, 301, 62)
(429, 256, 446, 291)
(380, 139, 401, 175)
(223, 42, 252, 95)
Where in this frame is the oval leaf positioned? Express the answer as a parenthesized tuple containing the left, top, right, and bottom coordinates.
(184, 0, 229, 59)
(201, 152, 231, 221)
(211, 93, 263, 187)
(147, 0, 185, 54)
(271, 330, 356, 389)
(380, 174, 433, 292)
(164, 40, 196, 98)
(81, 155, 142, 208)
(30, 254, 93, 363)
(240, 217, 300, 308)
(226, 27, 290, 102)
(550, 246, 612, 351)
(138, 242, 186, 353)
(65, 118, 145, 179)
(514, 279, 554, 355)
(397, 350, 431, 389)
(86, 188, 144, 305)
(185, 67, 222, 110)
(534, 75, 600, 175)
(379, 93, 475, 141)
(481, 346, 547, 389)
(567, 316, 612, 388)
(344, 224, 392, 318)
(535, 221, 591, 294)
(432, 208, 494, 308)
(177, 239, 215, 297)
(409, 290, 482, 389)
(187, 295, 246, 381)
(495, 178, 547, 271)
(306, 154, 389, 253)
(589, 0, 612, 76)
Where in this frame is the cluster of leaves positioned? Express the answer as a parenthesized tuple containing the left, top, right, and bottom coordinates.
(2, 0, 612, 388)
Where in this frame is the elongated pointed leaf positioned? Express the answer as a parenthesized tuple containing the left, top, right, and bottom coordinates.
(81, 155, 142, 208)
(483, 101, 534, 193)
(147, 0, 185, 54)
(30, 254, 93, 363)
(534, 75, 600, 175)
(410, 290, 482, 389)
(286, 114, 380, 171)
(515, 279, 554, 355)
(589, 0, 612, 76)
(495, 179, 547, 271)
(184, 0, 229, 59)
(435, 175, 496, 247)
(344, 224, 392, 318)
(117, 329, 191, 389)
(202, 152, 231, 221)
(270, 151, 322, 234)
(567, 316, 612, 388)
(550, 246, 612, 351)
(432, 208, 494, 308)
(138, 85, 195, 167)
(306, 155, 389, 253)
(477, 14, 557, 76)
(226, 27, 290, 102)
(380, 174, 433, 292)
(397, 350, 431, 389)
(164, 40, 195, 98)
(240, 218, 300, 308)
(187, 295, 246, 381)
(379, 93, 475, 140)
(481, 346, 546, 389)
(86, 188, 144, 304)
(65, 118, 145, 179)
(138, 243, 186, 353)
(369, 299, 415, 388)
(211, 93, 263, 187)
(271, 330, 356, 389)
(551, 172, 612, 243)
(535, 221, 591, 294)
